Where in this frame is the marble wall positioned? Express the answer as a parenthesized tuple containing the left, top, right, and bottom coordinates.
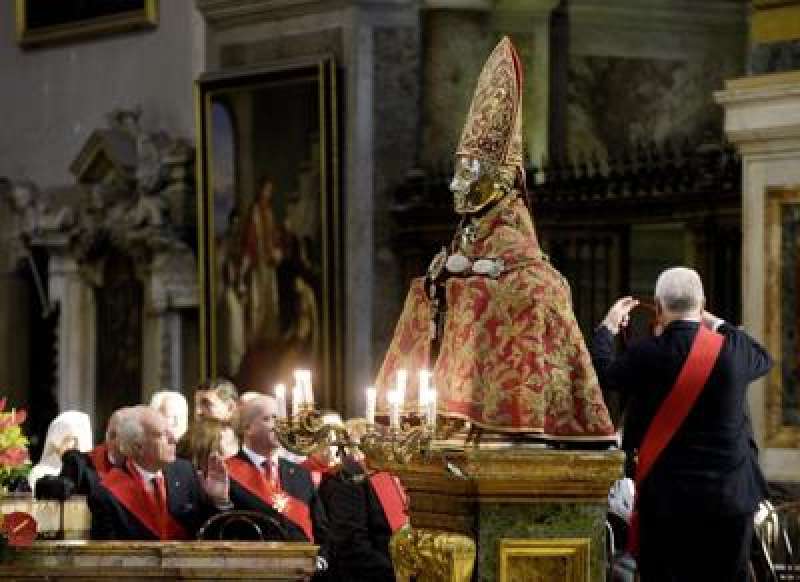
(0, 1, 205, 187)
(564, 0, 747, 158)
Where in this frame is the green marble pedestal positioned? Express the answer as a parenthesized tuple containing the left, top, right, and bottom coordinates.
(385, 446, 624, 582)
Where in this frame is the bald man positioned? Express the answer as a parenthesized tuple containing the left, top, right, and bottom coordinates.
(89, 406, 228, 540)
(226, 395, 331, 576)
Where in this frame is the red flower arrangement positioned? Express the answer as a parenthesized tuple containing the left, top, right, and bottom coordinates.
(0, 398, 36, 548)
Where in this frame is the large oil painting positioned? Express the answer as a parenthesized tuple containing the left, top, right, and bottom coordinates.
(195, 57, 342, 409)
(16, 0, 158, 47)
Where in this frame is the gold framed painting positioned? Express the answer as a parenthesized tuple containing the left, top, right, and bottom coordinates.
(16, 0, 158, 48)
(195, 57, 343, 409)
(764, 186, 800, 448)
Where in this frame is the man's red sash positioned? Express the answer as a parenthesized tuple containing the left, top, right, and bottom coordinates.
(627, 324, 724, 556)
(225, 456, 314, 541)
(368, 472, 409, 533)
(100, 463, 188, 540)
(88, 444, 113, 477)
(300, 457, 330, 489)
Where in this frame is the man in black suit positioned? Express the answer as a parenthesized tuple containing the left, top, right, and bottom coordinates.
(89, 405, 228, 540)
(591, 267, 772, 581)
(225, 395, 331, 577)
(317, 454, 404, 582)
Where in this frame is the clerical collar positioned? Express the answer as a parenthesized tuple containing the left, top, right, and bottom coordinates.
(132, 461, 163, 483)
(242, 445, 280, 468)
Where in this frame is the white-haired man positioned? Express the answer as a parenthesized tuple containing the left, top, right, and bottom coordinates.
(38, 407, 132, 500)
(592, 266, 772, 581)
(150, 391, 189, 441)
(89, 405, 228, 540)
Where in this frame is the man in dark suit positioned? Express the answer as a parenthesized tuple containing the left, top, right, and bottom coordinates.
(225, 395, 331, 576)
(591, 267, 772, 581)
(89, 405, 228, 540)
(318, 454, 407, 582)
(37, 407, 129, 500)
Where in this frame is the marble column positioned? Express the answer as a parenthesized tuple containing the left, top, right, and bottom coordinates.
(715, 71, 800, 482)
(48, 253, 96, 419)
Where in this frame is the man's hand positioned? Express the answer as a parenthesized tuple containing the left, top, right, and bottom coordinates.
(203, 452, 230, 505)
(602, 297, 639, 336)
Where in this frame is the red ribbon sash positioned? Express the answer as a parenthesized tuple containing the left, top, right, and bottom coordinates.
(101, 463, 188, 540)
(369, 472, 409, 533)
(88, 444, 113, 477)
(226, 457, 313, 541)
(627, 325, 724, 556)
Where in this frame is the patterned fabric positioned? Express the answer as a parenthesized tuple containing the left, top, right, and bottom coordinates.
(375, 196, 615, 438)
(456, 36, 524, 174)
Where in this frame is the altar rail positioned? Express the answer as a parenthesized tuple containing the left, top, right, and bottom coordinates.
(0, 497, 317, 580)
(0, 541, 318, 580)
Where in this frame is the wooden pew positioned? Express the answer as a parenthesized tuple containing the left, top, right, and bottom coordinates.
(0, 496, 317, 580)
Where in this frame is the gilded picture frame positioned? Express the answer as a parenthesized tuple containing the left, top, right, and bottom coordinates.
(764, 186, 800, 448)
(15, 0, 158, 48)
(195, 57, 343, 409)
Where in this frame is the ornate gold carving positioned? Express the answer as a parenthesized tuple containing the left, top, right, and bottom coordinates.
(390, 527, 476, 582)
(764, 187, 800, 448)
(498, 538, 590, 582)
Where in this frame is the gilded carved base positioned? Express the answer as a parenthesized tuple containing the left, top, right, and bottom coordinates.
(390, 526, 476, 582)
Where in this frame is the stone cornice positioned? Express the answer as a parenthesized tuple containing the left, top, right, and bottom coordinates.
(195, 0, 416, 28)
(569, 0, 747, 34)
(715, 72, 800, 147)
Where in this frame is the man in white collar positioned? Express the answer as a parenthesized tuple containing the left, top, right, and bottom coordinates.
(89, 405, 228, 540)
(225, 395, 331, 576)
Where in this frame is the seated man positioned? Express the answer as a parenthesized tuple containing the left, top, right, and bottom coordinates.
(318, 418, 406, 582)
(194, 378, 238, 422)
(43, 407, 131, 498)
(226, 395, 330, 574)
(150, 391, 189, 441)
(89, 405, 228, 540)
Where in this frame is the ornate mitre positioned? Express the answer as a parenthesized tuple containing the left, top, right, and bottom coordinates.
(456, 36, 524, 182)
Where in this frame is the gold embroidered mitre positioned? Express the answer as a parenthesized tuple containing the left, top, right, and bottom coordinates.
(456, 36, 524, 176)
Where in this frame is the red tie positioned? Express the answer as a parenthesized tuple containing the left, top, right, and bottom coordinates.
(152, 475, 167, 539)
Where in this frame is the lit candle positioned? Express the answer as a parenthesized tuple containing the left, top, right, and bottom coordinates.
(292, 384, 303, 418)
(418, 369, 430, 418)
(396, 369, 407, 410)
(427, 387, 438, 430)
(275, 384, 287, 419)
(388, 390, 401, 430)
(365, 386, 377, 425)
(294, 369, 313, 407)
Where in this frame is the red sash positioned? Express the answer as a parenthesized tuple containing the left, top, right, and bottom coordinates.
(87, 444, 113, 477)
(627, 325, 724, 556)
(225, 456, 314, 541)
(368, 472, 409, 533)
(100, 462, 188, 540)
(301, 457, 331, 489)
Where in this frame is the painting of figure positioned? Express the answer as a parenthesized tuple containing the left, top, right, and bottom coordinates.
(196, 58, 342, 409)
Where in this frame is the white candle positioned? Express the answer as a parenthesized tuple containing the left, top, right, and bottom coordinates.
(292, 384, 303, 418)
(427, 387, 438, 430)
(388, 390, 401, 430)
(396, 369, 407, 410)
(275, 384, 287, 419)
(365, 386, 377, 425)
(418, 369, 430, 417)
(294, 369, 313, 407)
